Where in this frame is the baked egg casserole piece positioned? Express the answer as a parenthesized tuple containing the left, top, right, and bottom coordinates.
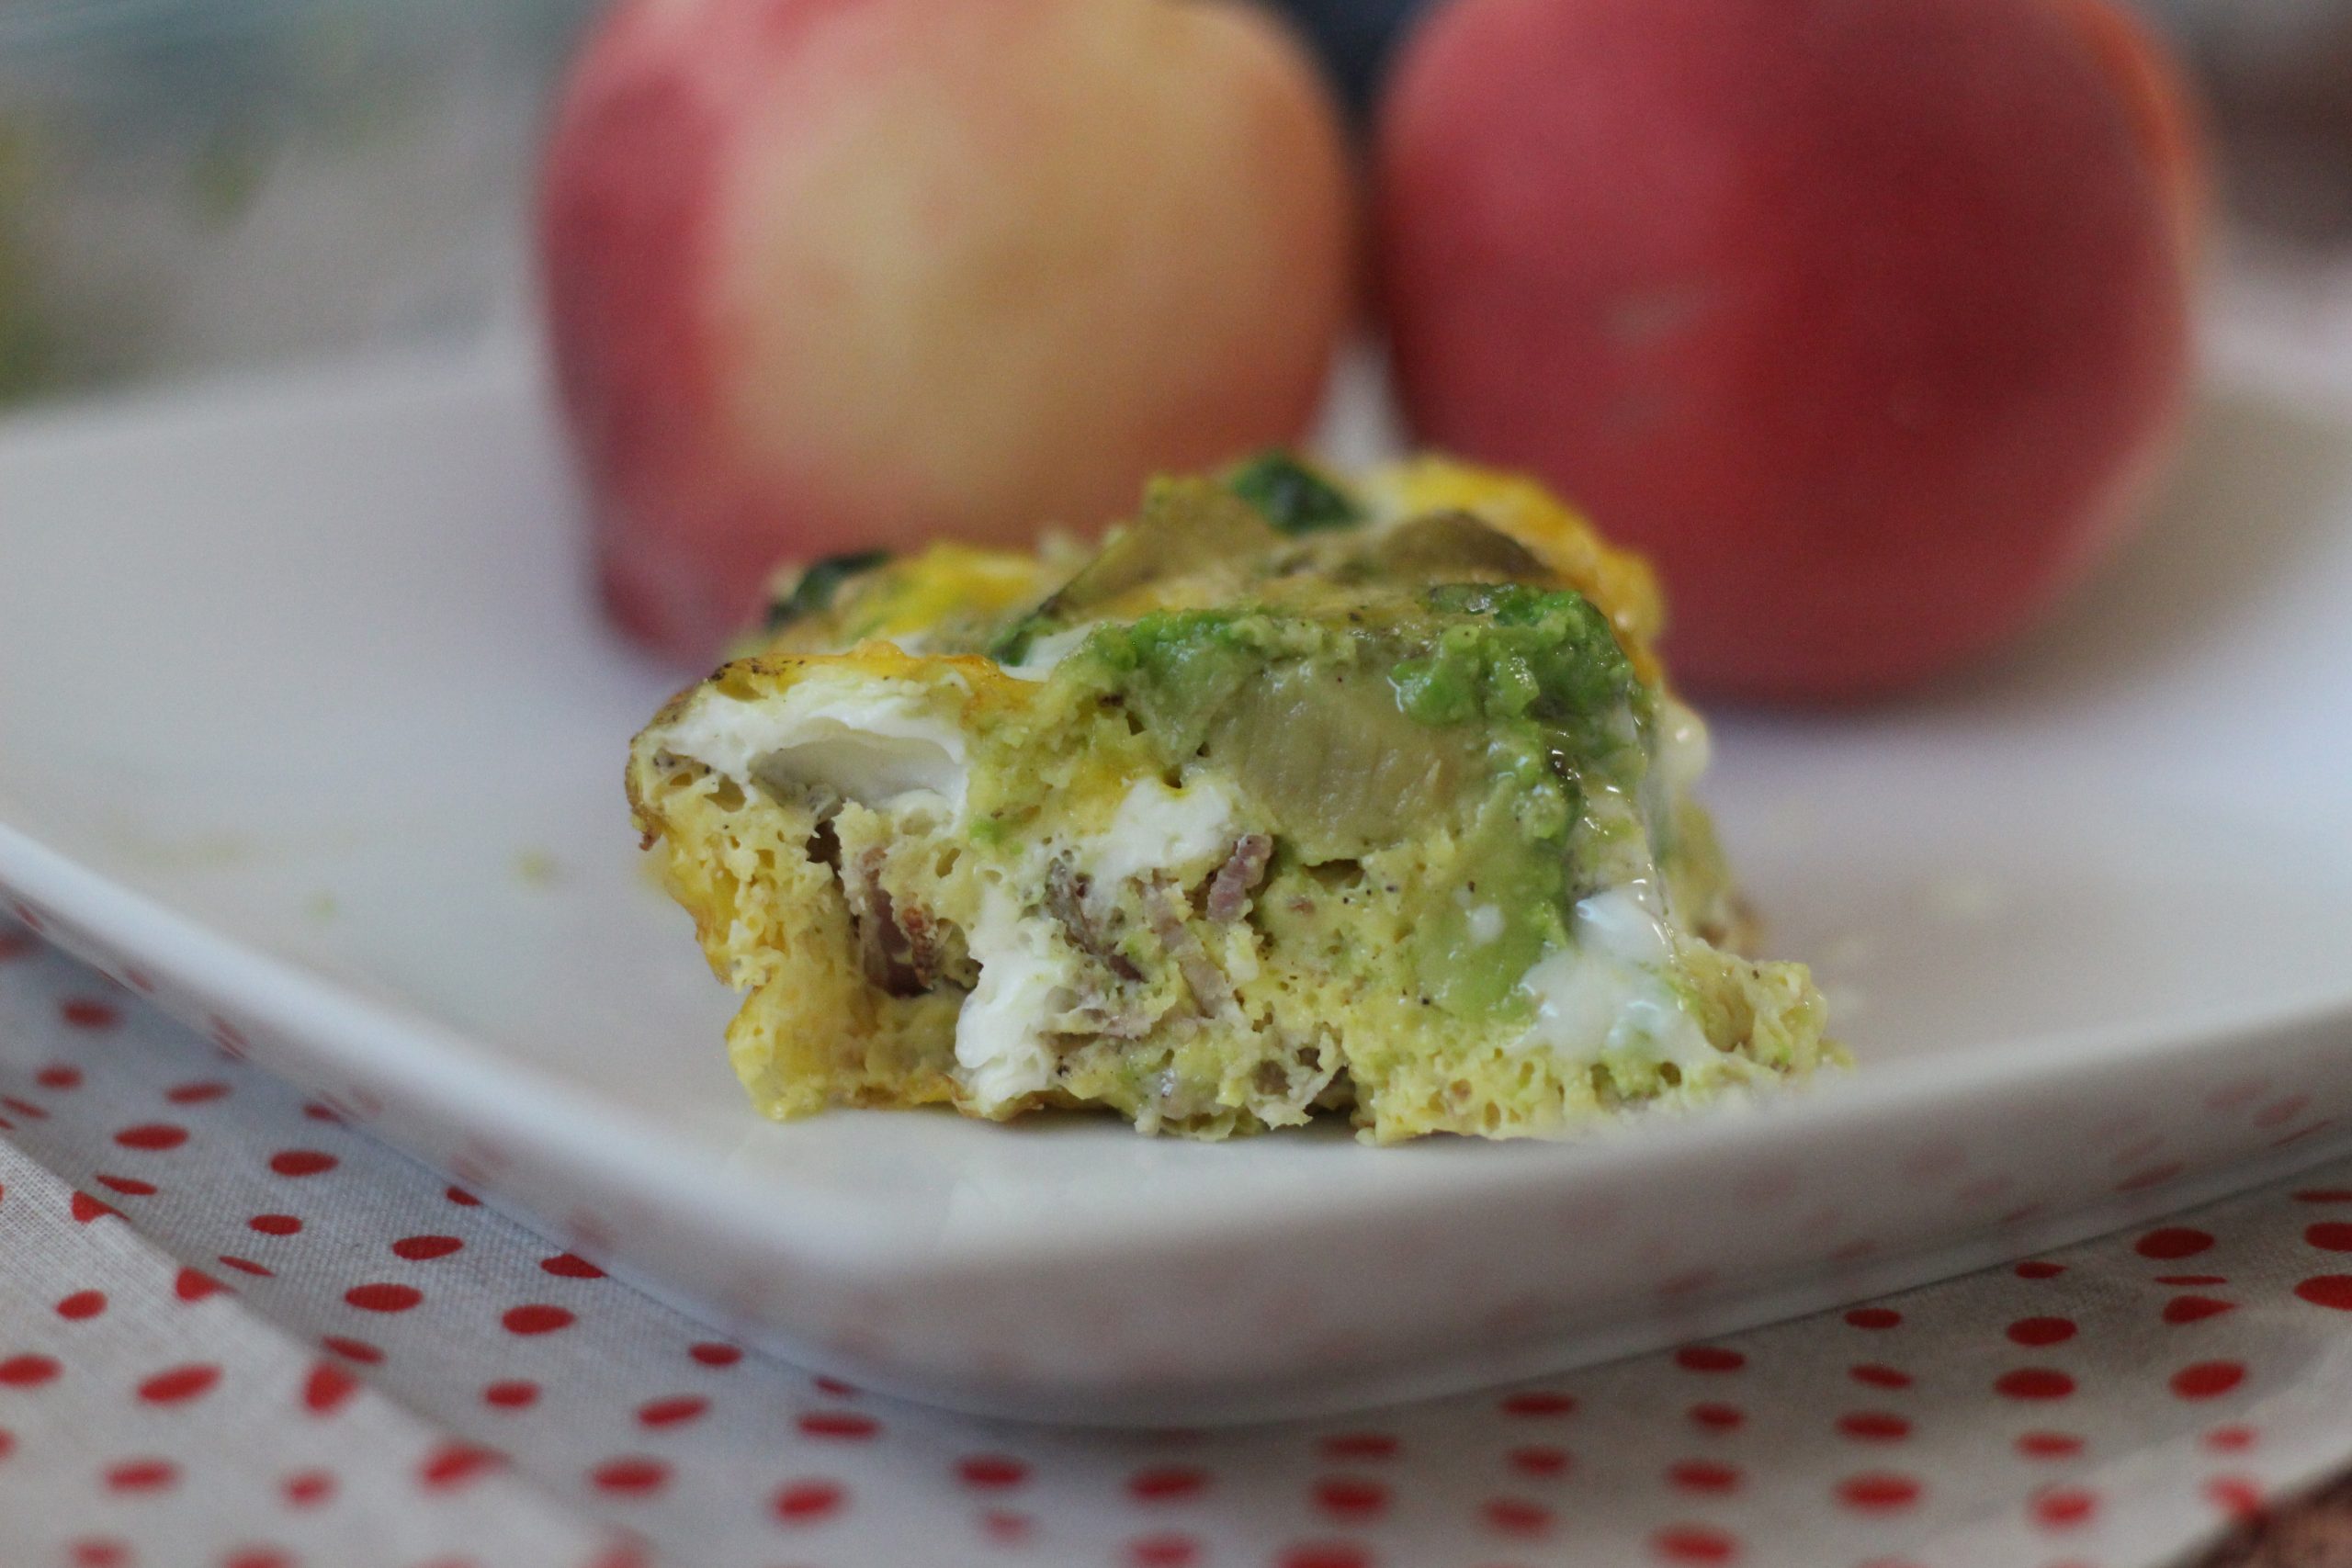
(628, 457, 1833, 1142)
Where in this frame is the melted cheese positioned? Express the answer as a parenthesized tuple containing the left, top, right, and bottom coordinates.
(662, 673, 968, 811)
(1514, 884, 1714, 1070)
(954, 884, 1070, 1111)
(1089, 776, 1239, 896)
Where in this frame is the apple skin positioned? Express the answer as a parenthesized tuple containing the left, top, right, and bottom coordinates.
(1374, 0, 2201, 700)
(543, 0, 1355, 660)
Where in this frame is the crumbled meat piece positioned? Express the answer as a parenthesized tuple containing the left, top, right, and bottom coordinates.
(1204, 833, 1273, 921)
(1146, 885, 1235, 1018)
(845, 847, 939, 996)
(1045, 860, 1142, 980)
(894, 898, 949, 990)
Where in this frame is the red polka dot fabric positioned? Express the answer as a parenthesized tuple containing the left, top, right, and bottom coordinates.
(6, 920, 2352, 1568)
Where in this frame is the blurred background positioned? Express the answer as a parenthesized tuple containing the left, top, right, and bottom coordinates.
(0, 0, 2346, 412)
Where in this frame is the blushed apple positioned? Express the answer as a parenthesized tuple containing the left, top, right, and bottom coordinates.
(1375, 0, 2202, 699)
(544, 0, 1356, 660)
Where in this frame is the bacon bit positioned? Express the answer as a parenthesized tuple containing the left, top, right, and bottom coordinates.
(1204, 835, 1272, 922)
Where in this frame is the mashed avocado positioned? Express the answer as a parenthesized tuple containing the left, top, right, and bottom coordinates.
(1036, 580, 1648, 1026)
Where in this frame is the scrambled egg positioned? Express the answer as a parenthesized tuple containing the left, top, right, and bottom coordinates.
(628, 457, 1834, 1142)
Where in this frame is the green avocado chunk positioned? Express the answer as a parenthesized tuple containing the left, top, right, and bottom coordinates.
(1406, 786, 1571, 1016)
(1390, 582, 1644, 762)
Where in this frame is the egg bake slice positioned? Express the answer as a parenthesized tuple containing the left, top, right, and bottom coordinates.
(627, 457, 1833, 1142)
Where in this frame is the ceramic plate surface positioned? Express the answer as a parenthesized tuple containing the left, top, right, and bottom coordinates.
(4, 353, 2351, 1424)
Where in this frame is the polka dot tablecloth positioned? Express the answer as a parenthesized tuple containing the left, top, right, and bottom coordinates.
(6, 918, 2352, 1568)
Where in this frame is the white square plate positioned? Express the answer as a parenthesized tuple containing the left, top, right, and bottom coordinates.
(4, 352, 2350, 1424)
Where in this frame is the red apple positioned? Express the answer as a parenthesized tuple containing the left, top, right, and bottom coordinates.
(1375, 0, 2202, 699)
(544, 0, 1355, 660)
